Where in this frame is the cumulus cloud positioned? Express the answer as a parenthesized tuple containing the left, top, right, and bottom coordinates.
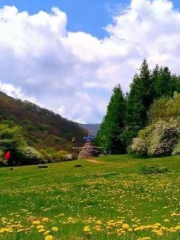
(0, 0, 179, 123)
(0, 81, 37, 103)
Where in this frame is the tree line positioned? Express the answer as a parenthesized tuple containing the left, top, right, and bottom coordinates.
(95, 60, 180, 154)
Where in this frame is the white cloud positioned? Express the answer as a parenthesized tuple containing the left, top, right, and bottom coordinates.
(0, 81, 37, 103)
(0, 0, 180, 123)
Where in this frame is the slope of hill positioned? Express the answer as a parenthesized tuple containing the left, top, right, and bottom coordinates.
(79, 123, 100, 136)
(0, 92, 87, 151)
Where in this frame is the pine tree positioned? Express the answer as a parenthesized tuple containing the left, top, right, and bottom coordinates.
(122, 60, 153, 146)
(170, 75, 180, 94)
(122, 75, 145, 146)
(97, 60, 180, 152)
(154, 67, 172, 98)
(140, 59, 154, 109)
(96, 85, 126, 153)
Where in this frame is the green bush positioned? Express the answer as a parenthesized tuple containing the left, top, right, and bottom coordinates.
(39, 148, 70, 163)
(149, 92, 180, 122)
(0, 124, 26, 152)
(0, 150, 5, 166)
(130, 93, 180, 157)
(130, 119, 180, 156)
(139, 166, 169, 175)
(0, 123, 46, 165)
(0, 123, 75, 165)
(172, 141, 180, 155)
(39, 149, 52, 163)
(19, 146, 44, 165)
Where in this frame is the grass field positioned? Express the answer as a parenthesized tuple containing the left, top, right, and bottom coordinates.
(0, 155, 180, 240)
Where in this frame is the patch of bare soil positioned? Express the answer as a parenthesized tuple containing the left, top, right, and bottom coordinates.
(85, 159, 106, 164)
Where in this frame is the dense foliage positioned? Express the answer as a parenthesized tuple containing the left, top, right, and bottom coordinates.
(0, 123, 76, 165)
(0, 124, 42, 165)
(0, 92, 88, 165)
(95, 85, 126, 153)
(122, 61, 153, 146)
(130, 93, 180, 156)
(96, 60, 180, 154)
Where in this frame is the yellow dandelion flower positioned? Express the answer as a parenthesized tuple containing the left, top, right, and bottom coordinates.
(6, 228, 13, 233)
(175, 226, 180, 230)
(68, 217, 73, 222)
(42, 218, 49, 222)
(84, 226, 90, 232)
(33, 220, 41, 225)
(122, 224, 129, 230)
(45, 235, 53, 240)
(51, 227, 59, 232)
(96, 220, 103, 225)
(37, 225, 44, 229)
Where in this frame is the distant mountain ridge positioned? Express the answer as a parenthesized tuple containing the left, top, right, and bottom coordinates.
(0, 92, 87, 150)
(79, 123, 100, 136)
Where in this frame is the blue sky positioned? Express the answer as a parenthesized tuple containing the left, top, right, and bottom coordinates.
(0, 0, 179, 38)
(0, 0, 130, 38)
(0, 0, 180, 123)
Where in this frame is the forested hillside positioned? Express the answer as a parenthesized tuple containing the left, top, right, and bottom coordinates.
(0, 92, 87, 151)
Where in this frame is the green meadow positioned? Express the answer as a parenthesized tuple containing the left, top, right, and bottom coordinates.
(0, 155, 180, 240)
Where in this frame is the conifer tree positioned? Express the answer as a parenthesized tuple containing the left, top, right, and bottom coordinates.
(122, 60, 153, 146)
(170, 75, 180, 94)
(154, 67, 172, 98)
(140, 60, 154, 109)
(96, 85, 126, 153)
(97, 60, 180, 152)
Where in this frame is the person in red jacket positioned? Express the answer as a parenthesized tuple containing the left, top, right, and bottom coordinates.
(4, 151, 11, 162)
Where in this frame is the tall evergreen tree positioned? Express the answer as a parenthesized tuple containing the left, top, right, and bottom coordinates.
(151, 64, 160, 98)
(122, 60, 153, 146)
(96, 85, 126, 154)
(170, 75, 180, 94)
(154, 67, 172, 98)
(140, 59, 154, 109)
(97, 60, 180, 153)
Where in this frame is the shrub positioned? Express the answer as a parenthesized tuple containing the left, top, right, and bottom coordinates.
(0, 124, 26, 152)
(52, 151, 68, 162)
(130, 119, 180, 157)
(172, 141, 180, 155)
(0, 150, 5, 166)
(0, 124, 28, 165)
(139, 166, 169, 175)
(19, 147, 44, 165)
(39, 148, 70, 163)
(130, 93, 180, 157)
(71, 152, 78, 160)
(0, 123, 75, 165)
